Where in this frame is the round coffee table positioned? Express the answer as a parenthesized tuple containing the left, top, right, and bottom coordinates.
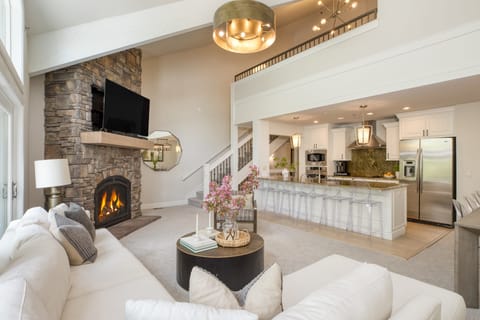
(176, 232, 264, 291)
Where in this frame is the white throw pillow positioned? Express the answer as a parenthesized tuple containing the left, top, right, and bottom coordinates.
(125, 300, 258, 320)
(190, 263, 282, 320)
(0, 277, 49, 320)
(273, 263, 392, 320)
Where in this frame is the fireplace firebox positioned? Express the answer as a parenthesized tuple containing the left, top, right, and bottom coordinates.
(94, 175, 131, 228)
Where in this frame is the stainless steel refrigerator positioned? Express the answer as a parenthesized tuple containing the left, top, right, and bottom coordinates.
(399, 137, 456, 226)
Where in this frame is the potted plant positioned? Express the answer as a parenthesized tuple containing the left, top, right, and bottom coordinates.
(274, 157, 296, 180)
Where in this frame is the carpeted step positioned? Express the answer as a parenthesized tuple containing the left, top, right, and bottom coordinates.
(188, 197, 203, 208)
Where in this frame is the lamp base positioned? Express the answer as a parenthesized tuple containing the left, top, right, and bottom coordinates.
(44, 187, 63, 210)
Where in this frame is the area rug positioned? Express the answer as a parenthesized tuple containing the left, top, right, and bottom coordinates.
(108, 216, 161, 239)
(259, 211, 451, 260)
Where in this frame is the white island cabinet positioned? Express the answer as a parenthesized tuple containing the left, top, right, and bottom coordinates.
(256, 178, 407, 240)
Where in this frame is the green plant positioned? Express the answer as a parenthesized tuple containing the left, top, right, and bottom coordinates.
(273, 157, 296, 171)
(393, 162, 400, 172)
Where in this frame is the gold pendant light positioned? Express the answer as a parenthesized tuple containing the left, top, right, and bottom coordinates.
(213, 0, 276, 54)
(356, 105, 372, 145)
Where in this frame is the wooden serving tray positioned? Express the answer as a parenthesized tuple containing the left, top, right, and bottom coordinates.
(215, 230, 251, 247)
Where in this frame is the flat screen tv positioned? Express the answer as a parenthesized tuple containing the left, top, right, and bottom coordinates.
(102, 79, 150, 138)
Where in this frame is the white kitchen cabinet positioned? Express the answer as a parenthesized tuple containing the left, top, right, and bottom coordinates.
(331, 127, 354, 161)
(397, 107, 455, 139)
(304, 124, 329, 150)
(383, 122, 399, 160)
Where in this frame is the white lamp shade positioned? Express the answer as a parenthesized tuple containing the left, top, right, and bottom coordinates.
(291, 133, 302, 148)
(356, 125, 372, 145)
(34, 159, 72, 188)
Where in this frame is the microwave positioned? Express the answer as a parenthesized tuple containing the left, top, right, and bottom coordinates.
(306, 149, 327, 166)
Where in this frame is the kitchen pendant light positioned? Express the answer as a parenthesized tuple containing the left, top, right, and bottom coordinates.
(291, 133, 302, 148)
(213, 0, 276, 54)
(356, 105, 372, 145)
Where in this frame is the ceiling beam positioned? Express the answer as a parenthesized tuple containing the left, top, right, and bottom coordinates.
(28, 0, 294, 76)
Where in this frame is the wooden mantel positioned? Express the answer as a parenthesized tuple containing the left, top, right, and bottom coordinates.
(80, 131, 154, 149)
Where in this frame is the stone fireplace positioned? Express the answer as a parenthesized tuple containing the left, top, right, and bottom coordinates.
(44, 49, 144, 225)
(94, 175, 131, 228)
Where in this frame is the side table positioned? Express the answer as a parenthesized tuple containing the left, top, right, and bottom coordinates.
(176, 232, 264, 291)
(455, 209, 480, 307)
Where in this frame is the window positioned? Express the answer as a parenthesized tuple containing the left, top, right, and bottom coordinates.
(0, 0, 24, 82)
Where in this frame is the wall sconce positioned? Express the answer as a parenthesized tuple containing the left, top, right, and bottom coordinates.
(291, 133, 302, 148)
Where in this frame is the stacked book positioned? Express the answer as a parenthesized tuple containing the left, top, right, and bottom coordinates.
(180, 234, 218, 253)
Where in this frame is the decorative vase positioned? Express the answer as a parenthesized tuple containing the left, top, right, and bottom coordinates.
(282, 168, 289, 180)
(222, 211, 239, 240)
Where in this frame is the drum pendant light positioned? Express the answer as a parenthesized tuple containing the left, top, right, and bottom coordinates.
(213, 0, 276, 54)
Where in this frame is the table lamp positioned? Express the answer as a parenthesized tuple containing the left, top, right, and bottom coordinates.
(34, 159, 72, 210)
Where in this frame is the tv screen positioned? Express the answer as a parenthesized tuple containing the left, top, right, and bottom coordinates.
(102, 79, 150, 137)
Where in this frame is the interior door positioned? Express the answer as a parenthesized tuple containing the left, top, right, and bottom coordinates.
(0, 105, 11, 235)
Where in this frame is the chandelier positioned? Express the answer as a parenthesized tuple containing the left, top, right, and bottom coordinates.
(213, 0, 276, 54)
(356, 105, 372, 145)
(312, 0, 358, 34)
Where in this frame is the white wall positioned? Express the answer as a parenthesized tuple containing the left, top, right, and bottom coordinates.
(454, 102, 480, 200)
(26, 75, 45, 208)
(233, 0, 480, 123)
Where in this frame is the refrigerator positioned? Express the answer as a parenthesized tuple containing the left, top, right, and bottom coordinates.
(399, 137, 456, 226)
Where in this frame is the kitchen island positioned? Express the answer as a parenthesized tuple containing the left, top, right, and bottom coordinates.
(256, 177, 407, 240)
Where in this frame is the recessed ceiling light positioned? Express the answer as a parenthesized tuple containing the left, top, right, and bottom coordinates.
(337, 116, 344, 120)
(313, 120, 319, 124)
(293, 116, 300, 120)
(402, 106, 411, 110)
(366, 112, 374, 116)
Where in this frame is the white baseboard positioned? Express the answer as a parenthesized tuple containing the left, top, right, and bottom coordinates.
(142, 200, 188, 210)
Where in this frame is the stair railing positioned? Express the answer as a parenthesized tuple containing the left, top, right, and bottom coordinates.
(234, 9, 378, 82)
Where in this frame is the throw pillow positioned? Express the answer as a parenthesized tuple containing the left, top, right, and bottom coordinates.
(49, 212, 97, 265)
(125, 300, 258, 320)
(65, 204, 96, 241)
(272, 263, 392, 320)
(190, 263, 282, 320)
(20, 207, 50, 230)
(0, 277, 49, 320)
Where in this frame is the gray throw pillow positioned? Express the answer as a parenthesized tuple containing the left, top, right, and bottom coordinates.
(65, 204, 96, 241)
(49, 213, 97, 266)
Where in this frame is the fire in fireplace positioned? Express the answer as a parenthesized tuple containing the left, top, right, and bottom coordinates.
(94, 175, 131, 228)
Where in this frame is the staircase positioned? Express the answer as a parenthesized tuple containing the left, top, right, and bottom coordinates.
(187, 134, 288, 208)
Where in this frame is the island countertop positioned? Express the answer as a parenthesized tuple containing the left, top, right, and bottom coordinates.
(260, 176, 407, 191)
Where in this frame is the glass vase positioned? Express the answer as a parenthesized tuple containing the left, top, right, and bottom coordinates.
(222, 211, 239, 240)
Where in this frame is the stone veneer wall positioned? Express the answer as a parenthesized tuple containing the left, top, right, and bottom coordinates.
(44, 49, 143, 219)
(349, 149, 399, 177)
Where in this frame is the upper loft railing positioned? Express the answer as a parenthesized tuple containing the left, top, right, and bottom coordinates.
(234, 8, 378, 82)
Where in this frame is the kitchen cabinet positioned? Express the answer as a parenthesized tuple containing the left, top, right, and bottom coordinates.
(331, 127, 354, 161)
(304, 125, 329, 150)
(383, 122, 399, 160)
(397, 107, 454, 139)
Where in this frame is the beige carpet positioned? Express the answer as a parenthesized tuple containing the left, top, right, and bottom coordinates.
(107, 216, 161, 239)
(119, 206, 479, 319)
(260, 211, 452, 259)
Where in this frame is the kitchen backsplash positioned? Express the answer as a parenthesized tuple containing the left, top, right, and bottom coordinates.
(349, 149, 399, 177)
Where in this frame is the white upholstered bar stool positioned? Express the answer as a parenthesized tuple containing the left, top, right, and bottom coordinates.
(350, 189, 383, 237)
(324, 189, 352, 228)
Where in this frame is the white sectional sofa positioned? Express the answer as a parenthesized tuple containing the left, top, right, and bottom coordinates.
(0, 208, 466, 320)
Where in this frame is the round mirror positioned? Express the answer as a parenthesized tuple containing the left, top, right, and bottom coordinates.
(142, 130, 182, 171)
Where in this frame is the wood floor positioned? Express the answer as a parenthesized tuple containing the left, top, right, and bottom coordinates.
(259, 211, 451, 259)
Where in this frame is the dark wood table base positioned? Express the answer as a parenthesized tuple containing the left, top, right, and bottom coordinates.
(176, 233, 264, 291)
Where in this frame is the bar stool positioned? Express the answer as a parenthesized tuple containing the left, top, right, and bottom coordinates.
(309, 187, 328, 223)
(350, 189, 383, 237)
(277, 183, 293, 216)
(259, 180, 277, 212)
(292, 184, 309, 220)
(325, 189, 351, 228)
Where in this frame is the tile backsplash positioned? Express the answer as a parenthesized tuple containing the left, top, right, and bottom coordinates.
(349, 149, 399, 177)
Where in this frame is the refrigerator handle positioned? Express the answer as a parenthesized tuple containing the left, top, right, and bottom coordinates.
(419, 148, 423, 194)
(415, 148, 420, 193)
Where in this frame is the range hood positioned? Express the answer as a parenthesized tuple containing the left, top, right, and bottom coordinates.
(348, 120, 386, 149)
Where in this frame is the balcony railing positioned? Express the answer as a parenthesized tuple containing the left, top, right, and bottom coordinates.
(234, 9, 378, 82)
